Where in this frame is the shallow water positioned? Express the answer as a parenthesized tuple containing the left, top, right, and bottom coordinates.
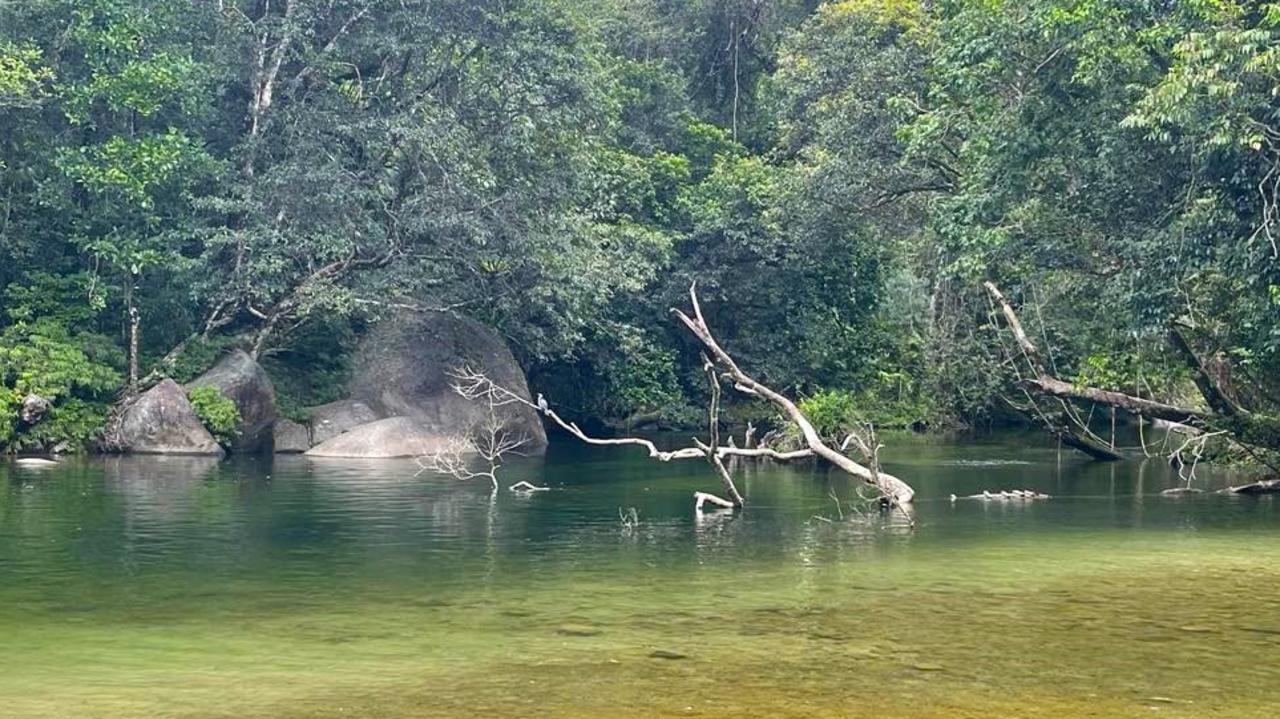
(2, 432, 1278, 718)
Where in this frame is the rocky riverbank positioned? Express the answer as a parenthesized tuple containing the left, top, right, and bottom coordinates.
(108, 312, 545, 458)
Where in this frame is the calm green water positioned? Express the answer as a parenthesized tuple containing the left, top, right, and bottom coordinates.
(2, 432, 1278, 718)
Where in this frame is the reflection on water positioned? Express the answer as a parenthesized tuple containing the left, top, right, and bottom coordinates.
(1, 431, 1277, 718)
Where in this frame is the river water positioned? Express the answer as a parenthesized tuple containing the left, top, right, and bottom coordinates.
(1, 431, 1277, 718)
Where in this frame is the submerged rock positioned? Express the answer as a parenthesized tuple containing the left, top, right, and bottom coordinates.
(187, 349, 278, 453)
(115, 379, 223, 456)
(307, 399, 381, 446)
(304, 416, 449, 458)
(556, 625, 603, 637)
(13, 457, 58, 467)
(348, 312, 546, 453)
(647, 650, 688, 660)
(273, 418, 311, 453)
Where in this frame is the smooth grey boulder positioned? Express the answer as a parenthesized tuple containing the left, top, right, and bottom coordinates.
(115, 379, 223, 456)
(20, 393, 50, 424)
(307, 399, 381, 445)
(273, 418, 311, 453)
(187, 349, 277, 453)
(347, 312, 546, 452)
(304, 417, 449, 458)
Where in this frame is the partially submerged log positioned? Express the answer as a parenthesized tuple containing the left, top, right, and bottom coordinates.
(949, 489, 1050, 502)
(983, 282, 1124, 461)
(1225, 479, 1280, 495)
(1044, 410, 1124, 461)
(984, 281, 1280, 474)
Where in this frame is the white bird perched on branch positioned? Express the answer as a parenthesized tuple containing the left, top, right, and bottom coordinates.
(536, 392, 549, 414)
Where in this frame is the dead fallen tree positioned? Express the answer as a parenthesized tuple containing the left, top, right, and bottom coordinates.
(430, 284, 915, 512)
(983, 282, 1123, 460)
(672, 284, 915, 506)
(984, 281, 1280, 476)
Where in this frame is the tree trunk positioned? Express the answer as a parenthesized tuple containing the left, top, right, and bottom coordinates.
(1050, 415, 1124, 461)
(126, 274, 139, 392)
(1019, 376, 1207, 424)
(986, 281, 1280, 463)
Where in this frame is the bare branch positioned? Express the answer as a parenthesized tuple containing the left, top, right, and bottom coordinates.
(416, 372, 536, 490)
(699, 356, 745, 507)
(452, 369, 816, 464)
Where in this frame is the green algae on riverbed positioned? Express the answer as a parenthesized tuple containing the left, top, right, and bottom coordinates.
(1, 434, 1277, 718)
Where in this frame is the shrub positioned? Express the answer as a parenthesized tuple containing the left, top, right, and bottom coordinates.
(797, 389, 862, 443)
(0, 317, 121, 451)
(168, 335, 237, 384)
(187, 385, 240, 446)
(16, 398, 109, 452)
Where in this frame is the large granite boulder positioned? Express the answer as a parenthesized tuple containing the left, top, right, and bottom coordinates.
(187, 349, 277, 453)
(346, 312, 546, 453)
(307, 399, 382, 445)
(115, 379, 223, 456)
(304, 417, 447, 458)
(272, 418, 311, 453)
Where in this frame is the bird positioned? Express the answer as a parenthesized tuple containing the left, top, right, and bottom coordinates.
(536, 393, 549, 414)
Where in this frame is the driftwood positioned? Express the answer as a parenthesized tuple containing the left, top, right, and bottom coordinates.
(445, 367, 749, 506)
(1161, 481, 1280, 495)
(1020, 375, 1206, 425)
(949, 489, 1050, 502)
(1225, 479, 1280, 495)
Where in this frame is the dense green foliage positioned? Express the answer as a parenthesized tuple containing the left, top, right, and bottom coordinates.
(3, 0, 1280, 450)
(187, 385, 240, 446)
